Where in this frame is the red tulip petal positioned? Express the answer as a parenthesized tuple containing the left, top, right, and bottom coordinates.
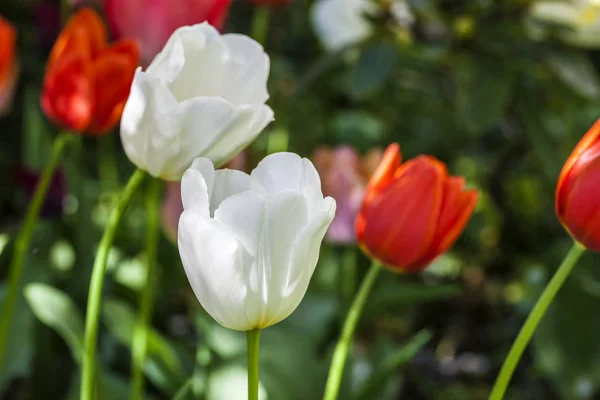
(556, 119, 600, 220)
(364, 143, 401, 202)
(41, 53, 93, 132)
(360, 156, 445, 270)
(412, 176, 478, 267)
(562, 148, 600, 251)
(48, 9, 107, 67)
(88, 46, 138, 134)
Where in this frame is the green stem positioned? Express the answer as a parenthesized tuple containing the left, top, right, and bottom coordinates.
(81, 168, 147, 400)
(98, 135, 120, 192)
(323, 262, 381, 400)
(247, 328, 261, 400)
(172, 378, 193, 400)
(488, 242, 586, 400)
(0, 132, 73, 371)
(250, 7, 270, 46)
(130, 178, 161, 400)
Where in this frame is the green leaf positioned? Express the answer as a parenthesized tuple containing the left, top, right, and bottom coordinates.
(24, 283, 84, 363)
(102, 299, 185, 393)
(355, 330, 432, 400)
(348, 43, 398, 99)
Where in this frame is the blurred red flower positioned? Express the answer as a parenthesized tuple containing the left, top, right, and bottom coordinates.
(41, 9, 139, 136)
(356, 144, 478, 272)
(245, 0, 292, 6)
(103, 0, 231, 65)
(313, 145, 381, 244)
(556, 119, 600, 251)
(0, 15, 19, 117)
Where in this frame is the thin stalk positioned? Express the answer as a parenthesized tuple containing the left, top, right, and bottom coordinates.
(247, 329, 261, 400)
(130, 177, 161, 400)
(250, 7, 270, 46)
(488, 242, 586, 400)
(0, 132, 73, 370)
(323, 262, 382, 400)
(81, 168, 147, 400)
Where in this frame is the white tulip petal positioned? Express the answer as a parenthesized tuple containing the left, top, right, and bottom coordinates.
(210, 169, 254, 213)
(251, 152, 323, 215)
(178, 210, 254, 331)
(147, 23, 219, 85)
(214, 191, 265, 256)
(245, 191, 309, 328)
(219, 34, 270, 106)
(271, 196, 336, 324)
(180, 158, 214, 217)
(120, 70, 181, 178)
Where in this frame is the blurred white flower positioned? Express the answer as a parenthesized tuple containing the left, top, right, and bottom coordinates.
(531, 0, 600, 47)
(177, 153, 336, 331)
(120, 22, 274, 181)
(311, 0, 378, 51)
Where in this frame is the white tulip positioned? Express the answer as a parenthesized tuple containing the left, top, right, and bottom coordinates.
(311, 0, 378, 51)
(120, 23, 274, 181)
(177, 153, 336, 331)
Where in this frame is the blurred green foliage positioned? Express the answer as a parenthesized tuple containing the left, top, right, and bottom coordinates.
(2, 0, 600, 399)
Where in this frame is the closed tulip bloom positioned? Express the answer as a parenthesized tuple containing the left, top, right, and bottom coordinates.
(0, 16, 18, 117)
(177, 153, 336, 331)
(556, 119, 600, 251)
(120, 23, 273, 181)
(103, 0, 231, 65)
(41, 9, 140, 135)
(355, 144, 478, 272)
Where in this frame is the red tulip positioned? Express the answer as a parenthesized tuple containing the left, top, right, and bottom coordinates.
(556, 119, 600, 251)
(41, 9, 139, 136)
(0, 15, 19, 117)
(103, 0, 231, 65)
(355, 144, 478, 272)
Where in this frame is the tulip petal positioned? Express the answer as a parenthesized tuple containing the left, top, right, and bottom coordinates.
(147, 23, 219, 86)
(563, 156, 600, 251)
(251, 153, 324, 216)
(210, 169, 254, 212)
(365, 143, 401, 201)
(214, 190, 265, 257)
(178, 210, 254, 331)
(181, 158, 214, 217)
(413, 177, 478, 266)
(120, 70, 181, 178)
(264, 196, 336, 327)
(361, 156, 445, 270)
(246, 191, 310, 328)
(219, 34, 270, 105)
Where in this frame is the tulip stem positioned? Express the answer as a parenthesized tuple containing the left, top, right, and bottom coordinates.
(247, 328, 261, 400)
(251, 6, 270, 46)
(323, 261, 382, 400)
(488, 241, 586, 400)
(130, 177, 161, 400)
(81, 168, 147, 400)
(0, 132, 73, 372)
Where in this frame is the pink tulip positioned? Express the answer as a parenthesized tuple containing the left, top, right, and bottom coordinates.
(102, 0, 232, 65)
(313, 146, 382, 245)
